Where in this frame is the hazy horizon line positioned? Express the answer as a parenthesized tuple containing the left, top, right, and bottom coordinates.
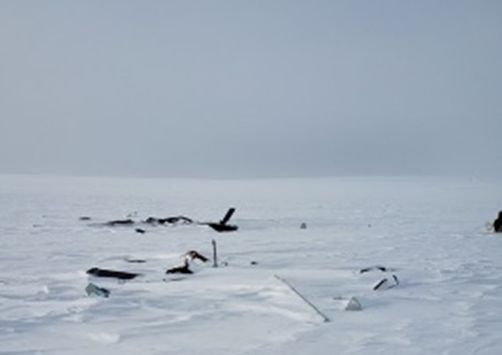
(1, 170, 500, 182)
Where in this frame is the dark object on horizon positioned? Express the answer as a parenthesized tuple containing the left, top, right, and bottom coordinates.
(86, 267, 141, 280)
(144, 216, 193, 225)
(300, 222, 307, 229)
(494, 211, 502, 232)
(79, 216, 91, 221)
(135, 228, 146, 234)
(360, 266, 387, 274)
(250, 261, 258, 266)
(85, 282, 110, 298)
(206, 208, 238, 232)
(185, 250, 209, 263)
(105, 219, 135, 226)
(166, 259, 193, 274)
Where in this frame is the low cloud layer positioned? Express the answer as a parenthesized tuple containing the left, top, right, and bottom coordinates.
(1, 0, 501, 177)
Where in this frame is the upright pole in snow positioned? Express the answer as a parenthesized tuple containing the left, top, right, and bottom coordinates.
(274, 275, 330, 323)
(212, 239, 218, 268)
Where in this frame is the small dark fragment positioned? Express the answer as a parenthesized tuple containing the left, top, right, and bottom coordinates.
(250, 261, 258, 266)
(79, 216, 91, 221)
(360, 266, 387, 274)
(493, 211, 502, 232)
(185, 250, 209, 263)
(166, 260, 193, 274)
(135, 228, 146, 234)
(373, 278, 388, 291)
(105, 219, 135, 226)
(207, 223, 238, 232)
(163, 277, 186, 282)
(86, 267, 141, 280)
(373, 275, 399, 290)
(126, 259, 147, 263)
(300, 222, 307, 229)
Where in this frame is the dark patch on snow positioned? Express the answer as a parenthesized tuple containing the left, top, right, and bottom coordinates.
(126, 259, 147, 263)
(143, 216, 193, 225)
(185, 250, 209, 263)
(87, 267, 141, 280)
(166, 260, 193, 274)
(105, 219, 135, 226)
(86, 282, 110, 297)
(494, 211, 502, 232)
(202, 208, 239, 233)
(360, 265, 387, 273)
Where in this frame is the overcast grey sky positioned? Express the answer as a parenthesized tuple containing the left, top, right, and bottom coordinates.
(0, 0, 501, 178)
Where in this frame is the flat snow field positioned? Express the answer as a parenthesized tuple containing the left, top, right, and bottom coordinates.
(1, 175, 502, 355)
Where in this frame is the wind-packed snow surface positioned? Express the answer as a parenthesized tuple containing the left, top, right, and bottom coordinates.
(1, 175, 502, 355)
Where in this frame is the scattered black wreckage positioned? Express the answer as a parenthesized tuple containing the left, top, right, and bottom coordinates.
(144, 216, 194, 225)
(85, 256, 401, 309)
(86, 250, 210, 283)
(103, 217, 191, 227)
(359, 265, 400, 291)
(94, 208, 238, 233)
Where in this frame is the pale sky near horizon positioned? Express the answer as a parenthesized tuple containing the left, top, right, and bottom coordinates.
(0, 0, 501, 178)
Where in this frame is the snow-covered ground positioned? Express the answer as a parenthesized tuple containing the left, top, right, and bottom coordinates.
(1, 174, 502, 355)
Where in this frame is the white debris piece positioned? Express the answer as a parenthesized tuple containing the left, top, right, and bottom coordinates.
(345, 297, 362, 311)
